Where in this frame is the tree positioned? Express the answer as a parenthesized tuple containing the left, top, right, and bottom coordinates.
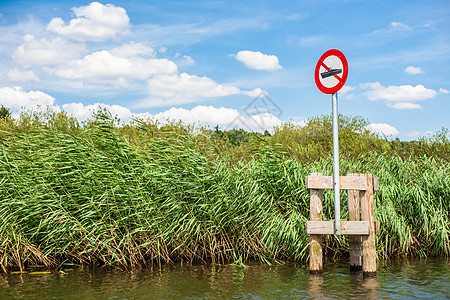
(0, 105, 11, 119)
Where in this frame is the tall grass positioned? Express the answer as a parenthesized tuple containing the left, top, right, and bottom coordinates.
(0, 111, 448, 270)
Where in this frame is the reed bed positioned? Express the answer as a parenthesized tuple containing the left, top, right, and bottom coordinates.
(0, 112, 448, 270)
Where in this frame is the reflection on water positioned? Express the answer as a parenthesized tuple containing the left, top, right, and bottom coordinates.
(0, 258, 448, 299)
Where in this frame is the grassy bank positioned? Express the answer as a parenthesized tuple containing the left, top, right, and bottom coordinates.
(0, 111, 448, 270)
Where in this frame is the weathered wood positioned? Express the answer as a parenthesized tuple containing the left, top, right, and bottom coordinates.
(362, 173, 377, 276)
(306, 220, 369, 235)
(373, 177, 379, 191)
(305, 175, 367, 190)
(309, 173, 323, 274)
(305, 173, 378, 276)
(348, 173, 362, 271)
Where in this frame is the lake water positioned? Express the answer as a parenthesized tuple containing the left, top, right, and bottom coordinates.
(0, 258, 448, 299)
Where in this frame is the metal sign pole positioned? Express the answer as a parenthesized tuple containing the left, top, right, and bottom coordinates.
(332, 92, 340, 235)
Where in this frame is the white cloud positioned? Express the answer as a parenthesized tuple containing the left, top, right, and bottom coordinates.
(407, 130, 436, 138)
(245, 113, 282, 132)
(339, 85, 356, 94)
(7, 69, 39, 82)
(390, 21, 411, 30)
(60, 102, 281, 132)
(110, 42, 154, 57)
(180, 55, 194, 65)
(368, 21, 413, 37)
(290, 120, 307, 127)
(241, 88, 267, 98)
(62, 102, 133, 122)
(153, 105, 239, 126)
(153, 105, 281, 132)
(47, 2, 130, 42)
(361, 82, 436, 102)
(361, 82, 437, 109)
(407, 131, 421, 138)
(51, 49, 177, 85)
(144, 73, 241, 107)
(174, 54, 195, 67)
(234, 50, 282, 71)
(439, 88, 449, 94)
(388, 102, 422, 110)
(13, 35, 85, 67)
(404, 66, 424, 75)
(366, 123, 399, 136)
(0, 86, 59, 114)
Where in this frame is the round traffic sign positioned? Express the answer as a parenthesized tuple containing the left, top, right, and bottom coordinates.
(314, 49, 348, 94)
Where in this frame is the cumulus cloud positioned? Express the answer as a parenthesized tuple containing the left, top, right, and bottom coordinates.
(13, 35, 85, 67)
(366, 123, 399, 136)
(144, 73, 241, 107)
(110, 42, 154, 57)
(361, 82, 437, 109)
(7, 69, 39, 82)
(60, 102, 281, 132)
(154, 105, 281, 132)
(0, 87, 59, 115)
(62, 102, 134, 122)
(404, 66, 424, 75)
(439, 88, 449, 94)
(154, 106, 239, 126)
(243, 113, 282, 132)
(234, 50, 282, 71)
(50, 49, 177, 85)
(47, 2, 130, 42)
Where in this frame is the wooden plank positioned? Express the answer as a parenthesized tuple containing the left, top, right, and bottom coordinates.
(347, 175, 361, 221)
(348, 173, 362, 271)
(362, 174, 377, 276)
(373, 177, 379, 191)
(305, 175, 367, 190)
(343, 175, 368, 190)
(307, 220, 333, 235)
(342, 221, 369, 235)
(306, 220, 369, 235)
(305, 175, 333, 190)
(309, 173, 323, 274)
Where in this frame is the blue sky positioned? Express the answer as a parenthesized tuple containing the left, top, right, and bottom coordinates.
(0, 0, 449, 139)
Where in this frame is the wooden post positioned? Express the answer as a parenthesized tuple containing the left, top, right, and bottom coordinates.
(309, 173, 323, 274)
(361, 173, 376, 277)
(348, 173, 362, 271)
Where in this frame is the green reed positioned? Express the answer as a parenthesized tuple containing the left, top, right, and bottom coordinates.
(0, 111, 448, 270)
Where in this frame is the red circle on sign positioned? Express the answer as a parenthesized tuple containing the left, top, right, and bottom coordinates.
(314, 49, 348, 94)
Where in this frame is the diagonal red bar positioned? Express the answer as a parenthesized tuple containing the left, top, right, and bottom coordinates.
(320, 61, 343, 83)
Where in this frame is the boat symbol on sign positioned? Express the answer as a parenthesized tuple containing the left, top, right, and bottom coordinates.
(321, 68, 342, 79)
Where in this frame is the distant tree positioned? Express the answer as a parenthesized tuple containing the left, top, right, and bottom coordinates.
(210, 126, 264, 146)
(0, 105, 11, 119)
